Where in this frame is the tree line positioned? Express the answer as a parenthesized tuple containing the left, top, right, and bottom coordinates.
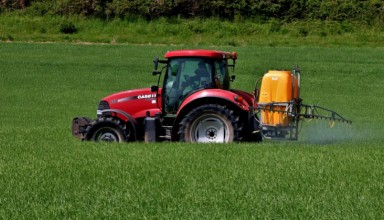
(1, 0, 384, 24)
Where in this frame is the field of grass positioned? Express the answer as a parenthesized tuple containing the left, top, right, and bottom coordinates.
(1, 42, 384, 219)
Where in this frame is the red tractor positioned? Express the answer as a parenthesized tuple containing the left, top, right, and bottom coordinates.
(72, 49, 351, 143)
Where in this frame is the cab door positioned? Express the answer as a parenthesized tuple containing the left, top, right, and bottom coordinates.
(162, 58, 214, 114)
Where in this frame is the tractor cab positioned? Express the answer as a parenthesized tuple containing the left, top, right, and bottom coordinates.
(153, 50, 237, 114)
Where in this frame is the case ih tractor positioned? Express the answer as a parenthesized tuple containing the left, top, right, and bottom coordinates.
(72, 50, 351, 143)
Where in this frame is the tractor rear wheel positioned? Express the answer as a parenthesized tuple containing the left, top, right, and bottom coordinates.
(85, 117, 128, 143)
(179, 104, 239, 143)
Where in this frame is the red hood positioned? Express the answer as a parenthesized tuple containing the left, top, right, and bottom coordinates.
(102, 88, 162, 119)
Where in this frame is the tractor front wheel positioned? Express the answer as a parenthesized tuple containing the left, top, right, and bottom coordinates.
(179, 104, 239, 143)
(85, 117, 127, 143)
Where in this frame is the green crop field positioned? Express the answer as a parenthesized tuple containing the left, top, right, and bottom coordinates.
(1, 42, 384, 219)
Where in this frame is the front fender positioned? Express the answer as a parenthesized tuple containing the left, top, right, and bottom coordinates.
(98, 109, 139, 141)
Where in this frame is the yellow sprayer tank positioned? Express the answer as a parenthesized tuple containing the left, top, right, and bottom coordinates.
(259, 70, 299, 127)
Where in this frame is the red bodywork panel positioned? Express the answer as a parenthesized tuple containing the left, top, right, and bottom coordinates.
(178, 89, 254, 114)
(231, 89, 258, 108)
(102, 88, 161, 120)
(101, 87, 254, 121)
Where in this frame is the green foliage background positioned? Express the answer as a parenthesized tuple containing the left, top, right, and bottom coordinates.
(1, 0, 384, 24)
(2, 1, 384, 47)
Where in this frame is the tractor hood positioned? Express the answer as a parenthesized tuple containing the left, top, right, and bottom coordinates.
(99, 88, 161, 119)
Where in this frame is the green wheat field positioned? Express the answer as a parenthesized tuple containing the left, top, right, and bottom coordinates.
(1, 42, 384, 219)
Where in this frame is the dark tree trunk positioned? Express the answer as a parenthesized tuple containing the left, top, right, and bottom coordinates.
(18, 0, 28, 9)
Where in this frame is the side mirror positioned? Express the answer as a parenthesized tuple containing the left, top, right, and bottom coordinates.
(230, 75, 236, 82)
(151, 85, 159, 92)
(153, 57, 159, 70)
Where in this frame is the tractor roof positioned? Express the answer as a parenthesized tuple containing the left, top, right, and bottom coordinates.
(165, 50, 237, 60)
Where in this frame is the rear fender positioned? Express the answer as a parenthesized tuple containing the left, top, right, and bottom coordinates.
(177, 89, 250, 114)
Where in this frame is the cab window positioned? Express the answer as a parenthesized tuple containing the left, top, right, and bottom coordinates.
(163, 58, 213, 113)
(214, 59, 230, 89)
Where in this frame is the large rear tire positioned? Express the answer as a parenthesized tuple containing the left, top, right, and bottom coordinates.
(179, 104, 239, 143)
(85, 117, 128, 143)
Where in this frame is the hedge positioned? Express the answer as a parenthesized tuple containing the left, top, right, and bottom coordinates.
(1, 0, 384, 25)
